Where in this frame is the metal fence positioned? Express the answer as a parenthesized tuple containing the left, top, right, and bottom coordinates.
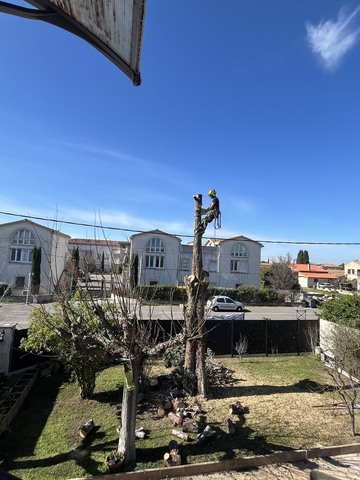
(143, 318, 319, 356)
(10, 318, 319, 372)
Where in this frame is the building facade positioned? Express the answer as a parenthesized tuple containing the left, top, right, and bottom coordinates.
(129, 230, 262, 288)
(291, 263, 337, 289)
(344, 260, 360, 290)
(68, 238, 129, 273)
(0, 219, 70, 296)
(0, 222, 263, 295)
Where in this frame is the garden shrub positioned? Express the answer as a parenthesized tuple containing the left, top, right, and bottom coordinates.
(132, 284, 285, 305)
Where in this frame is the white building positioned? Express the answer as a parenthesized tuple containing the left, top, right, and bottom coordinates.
(68, 238, 128, 273)
(344, 260, 360, 290)
(129, 230, 262, 288)
(0, 219, 70, 297)
(130, 230, 182, 285)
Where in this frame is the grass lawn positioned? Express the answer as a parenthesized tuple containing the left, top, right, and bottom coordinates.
(0, 355, 358, 480)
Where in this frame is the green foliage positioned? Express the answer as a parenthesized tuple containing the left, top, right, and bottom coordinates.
(260, 265, 271, 287)
(72, 247, 80, 267)
(21, 293, 104, 398)
(68, 247, 80, 289)
(296, 250, 304, 264)
(31, 246, 41, 294)
(235, 285, 285, 304)
(296, 250, 310, 264)
(163, 344, 185, 386)
(133, 284, 187, 302)
(132, 284, 285, 305)
(319, 295, 360, 328)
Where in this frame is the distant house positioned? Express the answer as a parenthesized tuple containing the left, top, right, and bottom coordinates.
(68, 238, 128, 273)
(0, 219, 70, 297)
(344, 260, 360, 290)
(129, 230, 262, 289)
(291, 263, 337, 289)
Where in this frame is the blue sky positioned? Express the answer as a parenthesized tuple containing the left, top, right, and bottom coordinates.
(1, 1, 360, 264)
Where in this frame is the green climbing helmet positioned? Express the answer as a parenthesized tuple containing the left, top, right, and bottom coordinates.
(208, 189, 217, 198)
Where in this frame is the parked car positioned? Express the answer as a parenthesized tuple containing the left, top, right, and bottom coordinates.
(318, 282, 333, 289)
(206, 295, 244, 312)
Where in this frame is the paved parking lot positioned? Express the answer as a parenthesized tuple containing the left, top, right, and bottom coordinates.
(0, 302, 37, 329)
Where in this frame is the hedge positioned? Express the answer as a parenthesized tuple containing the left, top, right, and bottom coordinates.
(132, 284, 285, 305)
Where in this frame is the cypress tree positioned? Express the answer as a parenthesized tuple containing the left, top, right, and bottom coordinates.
(31, 246, 41, 294)
(303, 250, 310, 264)
(130, 254, 139, 290)
(101, 252, 105, 272)
(71, 247, 80, 289)
(296, 250, 304, 264)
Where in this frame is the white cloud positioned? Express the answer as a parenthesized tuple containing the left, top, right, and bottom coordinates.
(306, 6, 360, 70)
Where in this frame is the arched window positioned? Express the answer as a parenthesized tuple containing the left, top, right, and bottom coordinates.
(146, 238, 165, 253)
(230, 243, 248, 273)
(146, 238, 165, 268)
(10, 229, 35, 263)
(231, 243, 247, 257)
(12, 229, 35, 246)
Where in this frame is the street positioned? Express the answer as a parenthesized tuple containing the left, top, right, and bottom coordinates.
(0, 302, 319, 329)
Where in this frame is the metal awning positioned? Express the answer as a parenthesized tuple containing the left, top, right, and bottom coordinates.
(0, 0, 146, 85)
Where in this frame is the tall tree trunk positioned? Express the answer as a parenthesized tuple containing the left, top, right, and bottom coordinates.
(184, 194, 208, 397)
(118, 355, 142, 464)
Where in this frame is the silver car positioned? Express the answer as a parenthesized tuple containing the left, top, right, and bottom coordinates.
(206, 295, 244, 312)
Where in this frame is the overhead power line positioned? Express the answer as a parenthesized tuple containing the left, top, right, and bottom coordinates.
(0, 210, 359, 246)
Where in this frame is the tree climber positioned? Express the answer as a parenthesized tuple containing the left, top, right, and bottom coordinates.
(193, 189, 221, 234)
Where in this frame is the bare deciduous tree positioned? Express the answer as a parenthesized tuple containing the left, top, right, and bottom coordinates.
(184, 191, 220, 397)
(267, 254, 300, 303)
(323, 321, 360, 436)
(23, 260, 184, 465)
(234, 334, 248, 361)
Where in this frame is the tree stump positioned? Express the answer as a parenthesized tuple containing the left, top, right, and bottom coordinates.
(182, 421, 199, 433)
(168, 411, 183, 426)
(158, 397, 173, 417)
(157, 405, 166, 417)
(188, 404, 202, 415)
(164, 440, 182, 466)
(173, 398, 186, 410)
(163, 398, 173, 411)
(171, 429, 189, 441)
